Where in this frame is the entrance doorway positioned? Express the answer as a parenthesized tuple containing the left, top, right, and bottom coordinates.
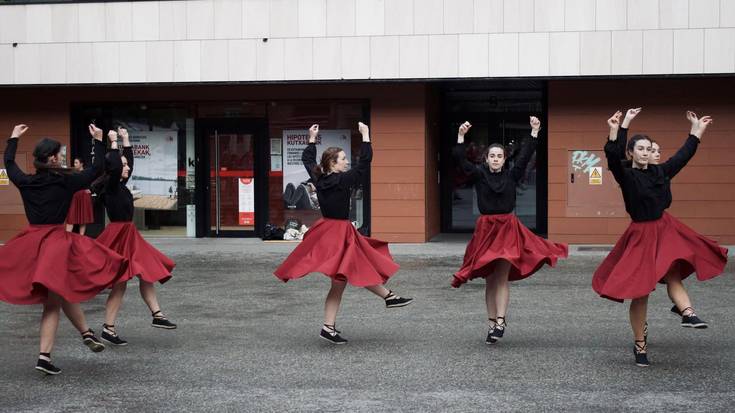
(195, 119, 268, 237)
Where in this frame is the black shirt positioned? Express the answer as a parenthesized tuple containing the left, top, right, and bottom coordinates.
(100, 146, 135, 222)
(4, 137, 104, 225)
(302, 142, 371, 220)
(453, 137, 537, 215)
(605, 127, 699, 222)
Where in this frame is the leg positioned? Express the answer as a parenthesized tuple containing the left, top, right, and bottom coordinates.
(61, 295, 105, 352)
(492, 260, 511, 319)
(321, 279, 348, 344)
(365, 284, 413, 308)
(665, 270, 708, 328)
(324, 279, 347, 327)
(105, 282, 127, 326)
(630, 295, 649, 366)
(141, 280, 177, 329)
(37, 293, 63, 374)
(40, 292, 63, 354)
(485, 276, 497, 321)
(65, 224, 73, 232)
(664, 270, 693, 314)
(78, 224, 86, 236)
(488, 260, 511, 341)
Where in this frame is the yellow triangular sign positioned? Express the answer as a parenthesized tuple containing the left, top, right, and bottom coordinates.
(590, 168, 601, 178)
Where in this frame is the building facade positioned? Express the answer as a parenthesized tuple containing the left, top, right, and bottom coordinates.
(1, 0, 734, 244)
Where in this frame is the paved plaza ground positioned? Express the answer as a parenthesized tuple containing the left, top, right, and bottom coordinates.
(1, 238, 733, 412)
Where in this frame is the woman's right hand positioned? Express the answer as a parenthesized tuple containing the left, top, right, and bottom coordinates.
(88, 124, 103, 141)
(457, 121, 471, 143)
(308, 124, 319, 143)
(621, 107, 642, 128)
(607, 111, 622, 140)
(11, 124, 29, 138)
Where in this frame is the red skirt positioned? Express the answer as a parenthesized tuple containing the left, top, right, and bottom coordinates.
(96, 221, 175, 284)
(0, 225, 128, 305)
(66, 190, 95, 225)
(593, 212, 728, 302)
(452, 213, 569, 288)
(274, 218, 400, 287)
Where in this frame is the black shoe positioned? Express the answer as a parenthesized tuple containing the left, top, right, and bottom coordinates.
(681, 313, 708, 329)
(151, 311, 177, 329)
(82, 329, 105, 352)
(634, 340, 649, 367)
(35, 358, 61, 375)
(320, 324, 348, 345)
(101, 324, 128, 346)
(490, 317, 506, 340)
(485, 318, 498, 344)
(384, 290, 413, 308)
(670, 305, 682, 316)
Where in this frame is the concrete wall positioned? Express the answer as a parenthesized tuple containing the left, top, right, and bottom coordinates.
(1, 0, 734, 85)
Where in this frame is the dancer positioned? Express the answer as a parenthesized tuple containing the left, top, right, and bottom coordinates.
(0, 124, 127, 375)
(451, 117, 568, 345)
(648, 139, 700, 322)
(65, 157, 95, 235)
(274, 123, 413, 344)
(95, 128, 177, 346)
(592, 109, 728, 367)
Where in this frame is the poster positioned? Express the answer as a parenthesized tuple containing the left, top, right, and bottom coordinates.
(128, 130, 178, 210)
(0, 168, 8, 186)
(238, 178, 255, 225)
(282, 129, 350, 210)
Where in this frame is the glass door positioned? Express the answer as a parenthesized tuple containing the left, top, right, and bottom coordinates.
(196, 119, 267, 237)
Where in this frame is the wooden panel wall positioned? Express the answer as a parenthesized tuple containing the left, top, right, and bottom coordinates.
(548, 78, 735, 244)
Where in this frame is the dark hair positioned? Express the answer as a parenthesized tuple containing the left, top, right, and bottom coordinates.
(90, 151, 121, 195)
(621, 134, 653, 167)
(312, 147, 343, 179)
(32, 138, 75, 174)
(482, 143, 507, 161)
(73, 157, 85, 167)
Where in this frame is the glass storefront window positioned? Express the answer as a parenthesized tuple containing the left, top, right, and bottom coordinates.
(72, 104, 193, 238)
(442, 83, 544, 232)
(266, 101, 368, 235)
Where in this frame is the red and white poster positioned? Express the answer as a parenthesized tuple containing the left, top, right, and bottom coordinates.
(238, 178, 255, 226)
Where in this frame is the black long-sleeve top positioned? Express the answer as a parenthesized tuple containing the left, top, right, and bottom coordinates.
(605, 127, 699, 222)
(453, 136, 537, 215)
(4, 137, 104, 224)
(100, 145, 135, 222)
(302, 142, 372, 220)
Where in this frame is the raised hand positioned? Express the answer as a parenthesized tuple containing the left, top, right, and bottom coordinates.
(358, 122, 370, 142)
(88, 124, 103, 141)
(457, 121, 471, 143)
(11, 124, 29, 138)
(107, 130, 118, 142)
(621, 107, 642, 128)
(530, 116, 541, 138)
(607, 111, 622, 140)
(308, 124, 319, 143)
(689, 112, 713, 139)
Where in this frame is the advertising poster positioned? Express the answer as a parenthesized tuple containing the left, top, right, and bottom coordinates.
(281, 129, 350, 210)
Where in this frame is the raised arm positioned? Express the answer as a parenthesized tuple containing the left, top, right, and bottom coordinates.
(339, 122, 372, 188)
(453, 121, 480, 181)
(660, 111, 709, 179)
(301, 124, 319, 181)
(119, 127, 133, 184)
(4, 124, 31, 186)
(510, 117, 540, 182)
(68, 124, 105, 191)
(604, 111, 628, 185)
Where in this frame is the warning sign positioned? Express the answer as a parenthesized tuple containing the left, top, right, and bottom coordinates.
(589, 166, 602, 185)
(0, 168, 8, 186)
